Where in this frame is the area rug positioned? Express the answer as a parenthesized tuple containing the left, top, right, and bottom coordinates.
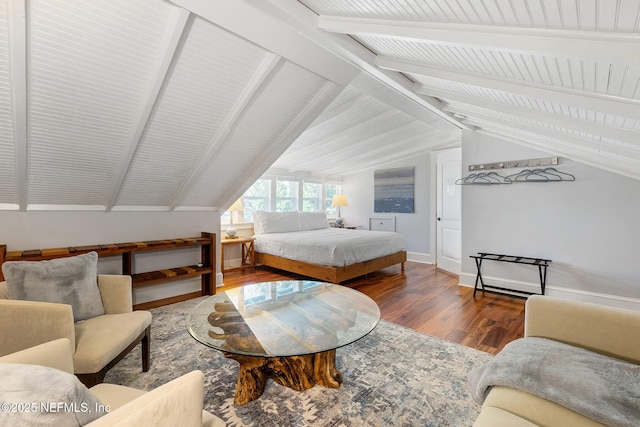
(105, 296, 492, 426)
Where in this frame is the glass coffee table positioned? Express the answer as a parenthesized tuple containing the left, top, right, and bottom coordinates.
(187, 280, 380, 405)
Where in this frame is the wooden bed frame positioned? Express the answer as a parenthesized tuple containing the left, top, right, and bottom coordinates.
(255, 250, 406, 284)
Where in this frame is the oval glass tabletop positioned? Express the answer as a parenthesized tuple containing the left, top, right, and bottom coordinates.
(186, 280, 380, 357)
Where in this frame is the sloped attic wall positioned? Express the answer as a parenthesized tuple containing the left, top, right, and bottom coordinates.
(0, 0, 339, 212)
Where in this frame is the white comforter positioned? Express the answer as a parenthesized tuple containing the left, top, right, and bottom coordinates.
(254, 228, 405, 267)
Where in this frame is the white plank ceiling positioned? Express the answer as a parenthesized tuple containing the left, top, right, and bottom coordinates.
(0, 0, 638, 211)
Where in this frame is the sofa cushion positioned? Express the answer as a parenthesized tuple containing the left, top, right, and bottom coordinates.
(0, 363, 106, 426)
(2, 252, 105, 322)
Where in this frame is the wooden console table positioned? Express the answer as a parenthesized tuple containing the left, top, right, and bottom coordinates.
(470, 252, 551, 298)
(0, 232, 217, 307)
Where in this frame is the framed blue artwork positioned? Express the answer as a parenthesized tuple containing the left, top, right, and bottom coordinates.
(374, 167, 415, 213)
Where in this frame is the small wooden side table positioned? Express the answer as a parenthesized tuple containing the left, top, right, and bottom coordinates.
(221, 237, 255, 273)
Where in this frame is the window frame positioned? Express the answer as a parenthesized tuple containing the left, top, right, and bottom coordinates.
(222, 175, 342, 226)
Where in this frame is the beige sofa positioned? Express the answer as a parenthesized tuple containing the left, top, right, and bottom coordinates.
(473, 295, 640, 427)
(0, 275, 151, 387)
(0, 338, 225, 426)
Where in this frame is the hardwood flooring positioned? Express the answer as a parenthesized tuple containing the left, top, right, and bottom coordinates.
(221, 261, 526, 355)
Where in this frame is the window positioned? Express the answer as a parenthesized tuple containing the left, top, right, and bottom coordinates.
(302, 181, 322, 212)
(275, 178, 299, 211)
(221, 176, 342, 225)
(243, 179, 270, 223)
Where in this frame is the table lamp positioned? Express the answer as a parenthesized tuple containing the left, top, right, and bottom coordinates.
(331, 194, 348, 227)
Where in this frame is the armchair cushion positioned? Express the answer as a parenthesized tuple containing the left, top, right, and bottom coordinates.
(88, 371, 206, 427)
(73, 311, 152, 374)
(2, 252, 105, 322)
(0, 363, 106, 426)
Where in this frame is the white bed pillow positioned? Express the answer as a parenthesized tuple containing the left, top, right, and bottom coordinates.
(253, 211, 302, 234)
(299, 211, 329, 231)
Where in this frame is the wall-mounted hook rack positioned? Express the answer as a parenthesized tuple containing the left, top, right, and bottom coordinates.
(469, 156, 557, 172)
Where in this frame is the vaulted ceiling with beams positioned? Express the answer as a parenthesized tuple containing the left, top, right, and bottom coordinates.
(0, 0, 638, 212)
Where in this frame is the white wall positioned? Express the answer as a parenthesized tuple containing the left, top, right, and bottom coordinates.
(342, 152, 433, 263)
(0, 211, 222, 304)
(460, 131, 640, 309)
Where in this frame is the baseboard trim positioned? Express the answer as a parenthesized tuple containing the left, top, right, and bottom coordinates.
(407, 252, 433, 264)
(459, 272, 640, 310)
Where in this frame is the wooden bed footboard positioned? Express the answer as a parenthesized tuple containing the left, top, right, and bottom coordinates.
(254, 251, 406, 284)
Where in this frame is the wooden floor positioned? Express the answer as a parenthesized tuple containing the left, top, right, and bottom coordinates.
(221, 261, 526, 355)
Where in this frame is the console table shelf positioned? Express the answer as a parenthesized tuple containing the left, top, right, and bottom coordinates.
(0, 232, 217, 301)
(130, 264, 213, 287)
(470, 252, 551, 298)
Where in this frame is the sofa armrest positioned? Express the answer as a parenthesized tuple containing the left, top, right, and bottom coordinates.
(97, 275, 133, 314)
(0, 338, 74, 374)
(0, 281, 9, 299)
(525, 295, 640, 364)
(0, 299, 75, 356)
(87, 370, 206, 427)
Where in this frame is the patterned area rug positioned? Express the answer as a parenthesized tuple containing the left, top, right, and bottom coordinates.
(105, 296, 492, 427)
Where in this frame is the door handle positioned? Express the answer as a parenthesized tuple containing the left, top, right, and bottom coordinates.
(437, 217, 441, 221)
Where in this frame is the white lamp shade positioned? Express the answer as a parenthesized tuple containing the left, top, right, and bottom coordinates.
(331, 194, 348, 207)
(228, 197, 244, 212)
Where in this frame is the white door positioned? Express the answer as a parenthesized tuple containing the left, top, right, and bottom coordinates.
(436, 148, 462, 275)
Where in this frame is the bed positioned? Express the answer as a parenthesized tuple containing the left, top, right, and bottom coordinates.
(252, 211, 406, 283)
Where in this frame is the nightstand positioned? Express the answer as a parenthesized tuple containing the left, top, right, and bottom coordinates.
(221, 237, 255, 273)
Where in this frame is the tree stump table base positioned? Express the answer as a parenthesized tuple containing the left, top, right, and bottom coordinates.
(225, 349, 343, 405)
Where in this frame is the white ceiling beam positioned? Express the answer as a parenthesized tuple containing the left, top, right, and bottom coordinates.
(105, 8, 190, 211)
(205, 0, 467, 130)
(473, 127, 640, 182)
(168, 52, 284, 210)
(168, 0, 358, 86)
(263, 0, 468, 130)
(464, 116, 640, 168)
(319, 16, 640, 65)
(171, 0, 467, 130)
(346, 64, 467, 130)
(464, 114, 640, 158)
(432, 90, 640, 149)
(377, 58, 640, 119)
(219, 81, 345, 206)
(7, 0, 28, 211)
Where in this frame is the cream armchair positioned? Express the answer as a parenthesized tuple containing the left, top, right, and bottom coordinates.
(0, 339, 225, 427)
(0, 274, 152, 387)
(473, 295, 640, 427)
